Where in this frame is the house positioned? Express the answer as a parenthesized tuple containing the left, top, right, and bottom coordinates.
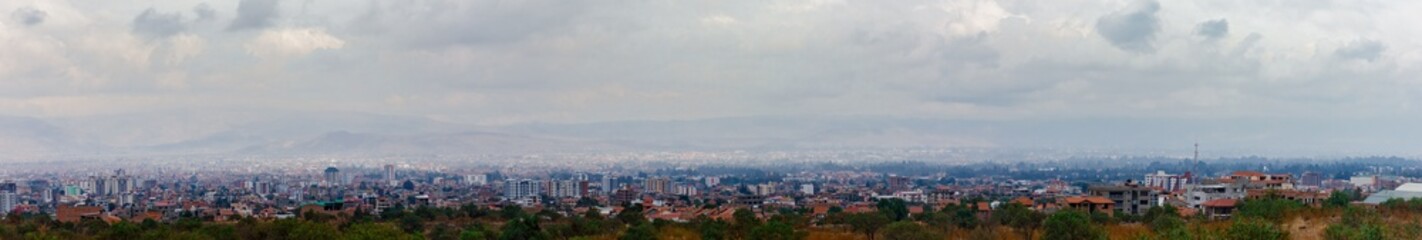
(1185, 179, 1246, 210)
(57, 205, 104, 223)
(1062, 196, 1115, 216)
(1201, 198, 1239, 220)
(1222, 171, 1294, 190)
(1088, 184, 1159, 215)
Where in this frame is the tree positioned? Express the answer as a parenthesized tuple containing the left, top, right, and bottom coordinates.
(748, 221, 798, 240)
(620, 223, 656, 240)
(730, 208, 762, 240)
(992, 203, 1044, 240)
(844, 213, 889, 240)
(698, 219, 729, 240)
(1237, 198, 1303, 222)
(1324, 207, 1385, 240)
(460, 225, 493, 240)
(1142, 205, 1180, 224)
(616, 205, 646, 226)
(500, 205, 528, 220)
(344, 223, 418, 240)
(876, 199, 909, 221)
(880, 222, 942, 240)
(98, 221, 141, 240)
(288, 220, 341, 240)
(500, 216, 550, 240)
(1326, 190, 1354, 208)
(1148, 215, 1186, 234)
(1225, 218, 1287, 240)
(399, 213, 424, 234)
(1042, 210, 1104, 240)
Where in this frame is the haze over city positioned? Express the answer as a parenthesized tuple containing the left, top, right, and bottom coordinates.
(1, 0, 1420, 162)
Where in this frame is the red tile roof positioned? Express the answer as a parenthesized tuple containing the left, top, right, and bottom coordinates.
(1202, 198, 1239, 208)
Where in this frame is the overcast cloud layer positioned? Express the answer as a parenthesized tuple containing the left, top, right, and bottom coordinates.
(1, 0, 1420, 155)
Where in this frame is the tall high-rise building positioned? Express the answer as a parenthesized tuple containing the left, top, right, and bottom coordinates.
(0, 191, 16, 214)
(503, 179, 542, 199)
(384, 165, 396, 186)
(645, 177, 671, 194)
(1144, 171, 1189, 192)
(91, 176, 107, 196)
(1300, 172, 1323, 188)
(324, 167, 342, 186)
(601, 175, 614, 193)
(0, 182, 16, 193)
(549, 180, 584, 198)
(466, 174, 488, 186)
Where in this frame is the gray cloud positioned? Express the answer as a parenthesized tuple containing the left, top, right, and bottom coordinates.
(194, 3, 216, 22)
(11, 7, 46, 26)
(1334, 39, 1385, 62)
(228, 0, 278, 31)
(1196, 19, 1228, 39)
(1095, 0, 1161, 52)
(132, 8, 186, 38)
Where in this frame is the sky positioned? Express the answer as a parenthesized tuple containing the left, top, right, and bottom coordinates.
(1, 0, 1419, 128)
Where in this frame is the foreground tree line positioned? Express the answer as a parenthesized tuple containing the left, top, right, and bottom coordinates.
(3, 192, 1422, 240)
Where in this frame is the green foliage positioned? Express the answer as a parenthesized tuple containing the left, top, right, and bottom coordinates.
(1141, 205, 1180, 224)
(992, 203, 1044, 240)
(1326, 190, 1355, 208)
(1324, 206, 1386, 240)
(500, 216, 550, 240)
(288, 220, 341, 240)
(499, 205, 528, 220)
(875, 199, 909, 221)
(460, 225, 493, 240)
(99, 221, 142, 240)
(344, 223, 419, 240)
(939, 204, 979, 229)
(880, 221, 942, 240)
(698, 219, 729, 240)
(1043, 210, 1105, 240)
(1224, 218, 1287, 240)
(1148, 215, 1185, 233)
(1237, 198, 1304, 222)
(619, 222, 656, 240)
(844, 212, 890, 240)
(748, 221, 800, 240)
(615, 205, 646, 226)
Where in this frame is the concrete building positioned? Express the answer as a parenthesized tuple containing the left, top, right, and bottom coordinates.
(323, 167, 342, 186)
(1088, 184, 1159, 215)
(384, 165, 396, 187)
(1184, 179, 1247, 210)
(503, 179, 542, 199)
(645, 177, 671, 194)
(548, 180, 584, 198)
(1144, 171, 1190, 192)
(1224, 171, 1293, 189)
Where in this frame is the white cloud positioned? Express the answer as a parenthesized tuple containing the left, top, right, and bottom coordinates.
(244, 27, 344, 59)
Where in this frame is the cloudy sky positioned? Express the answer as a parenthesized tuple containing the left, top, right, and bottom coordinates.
(1, 0, 1418, 127)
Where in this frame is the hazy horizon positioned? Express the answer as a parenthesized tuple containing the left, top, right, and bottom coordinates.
(3, 0, 1421, 158)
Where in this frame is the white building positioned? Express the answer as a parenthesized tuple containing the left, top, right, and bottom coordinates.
(1184, 180, 1246, 210)
(1144, 171, 1189, 192)
(0, 192, 16, 214)
(466, 174, 488, 186)
(503, 179, 542, 199)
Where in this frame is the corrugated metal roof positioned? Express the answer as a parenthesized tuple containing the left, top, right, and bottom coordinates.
(1394, 183, 1422, 192)
(1362, 190, 1422, 204)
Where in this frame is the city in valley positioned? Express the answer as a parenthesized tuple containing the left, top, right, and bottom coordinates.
(3, 150, 1422, 239)
(4, 0, 1422, 239)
